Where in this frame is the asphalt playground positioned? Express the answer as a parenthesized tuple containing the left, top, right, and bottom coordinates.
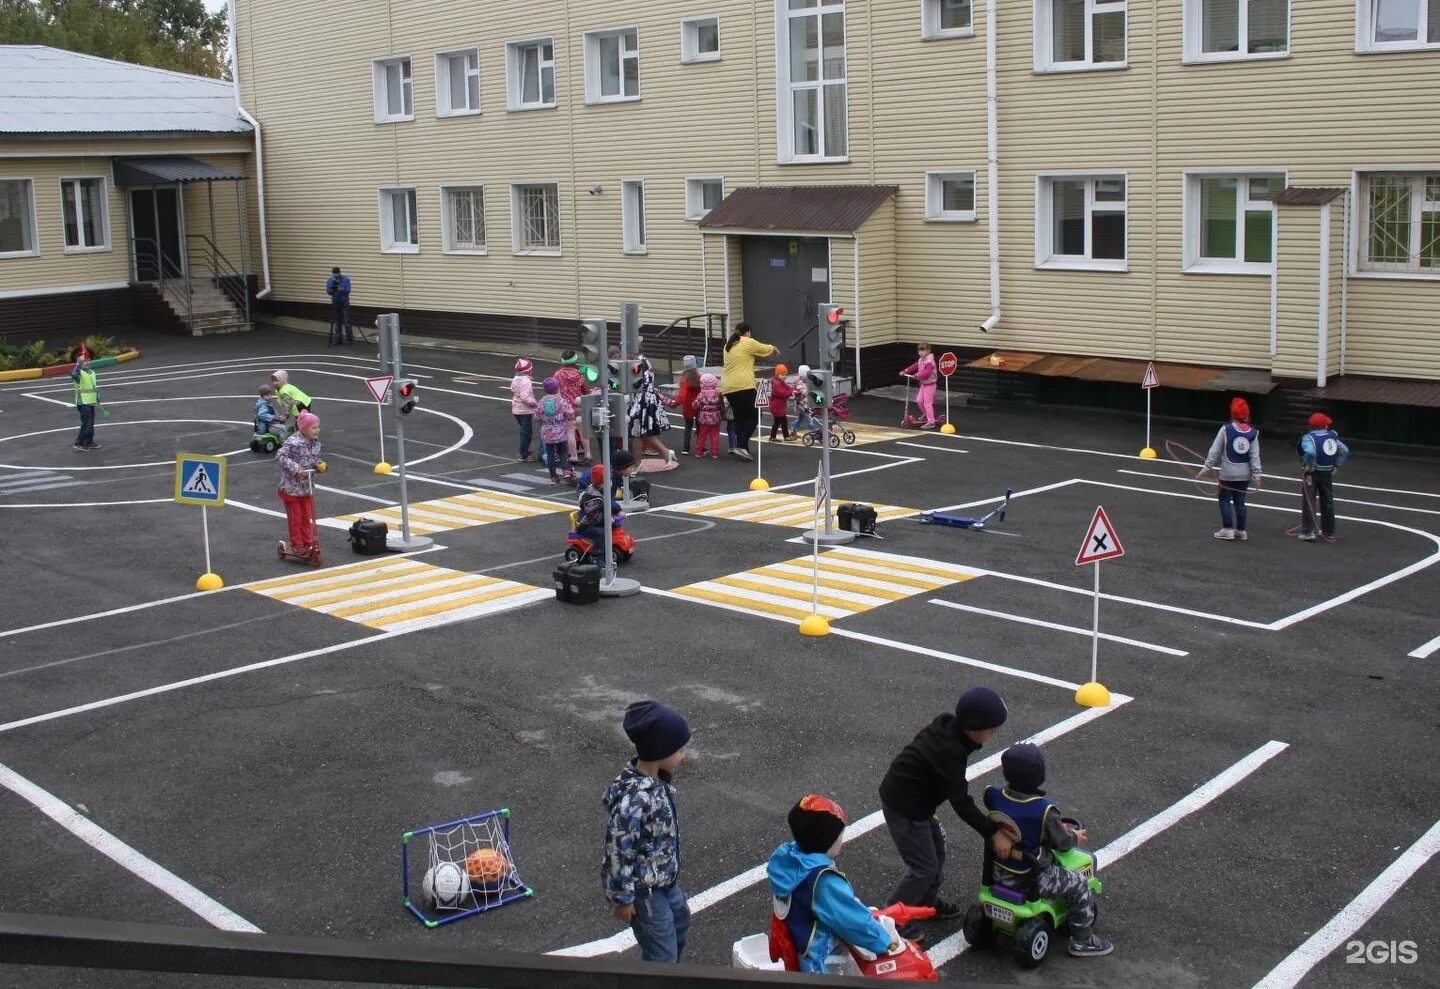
(0, 328, 1436, 988)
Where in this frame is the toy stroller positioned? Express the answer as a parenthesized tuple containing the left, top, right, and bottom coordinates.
(900, 374, 927, 429)
(801, 392, 857, 448)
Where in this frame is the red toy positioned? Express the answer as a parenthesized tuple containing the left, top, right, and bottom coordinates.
(563, 511, 636, 567)
(769, 901, 938, 981)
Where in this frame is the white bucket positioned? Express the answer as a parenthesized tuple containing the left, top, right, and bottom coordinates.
(732, 933, 784, 971)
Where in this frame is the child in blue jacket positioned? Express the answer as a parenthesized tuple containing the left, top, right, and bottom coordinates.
(768, 795, 900, 973)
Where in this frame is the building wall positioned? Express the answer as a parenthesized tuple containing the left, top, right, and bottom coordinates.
(233, 0, 1440, 381)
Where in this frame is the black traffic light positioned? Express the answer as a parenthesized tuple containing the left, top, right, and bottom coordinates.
(394, 378, 418, 415)
(804, 368, 831, 409)
(818, 303, 845, 364)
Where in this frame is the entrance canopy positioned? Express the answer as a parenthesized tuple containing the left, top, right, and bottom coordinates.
(699, 185, 897, 233)
(113, 156, 245, 187)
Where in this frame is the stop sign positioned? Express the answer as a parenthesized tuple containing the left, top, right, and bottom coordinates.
(938, 352, 959, 377)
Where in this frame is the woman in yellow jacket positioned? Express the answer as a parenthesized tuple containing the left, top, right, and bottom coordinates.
(720, 323, 777, 461)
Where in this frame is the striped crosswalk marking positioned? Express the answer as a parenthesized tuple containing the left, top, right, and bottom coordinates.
(674, 491, 917, 529)
(671, 547, 981, 622)
(0, 470, 85, 495)
(246, 557, 549, 632)
(327, 490, 564, 535)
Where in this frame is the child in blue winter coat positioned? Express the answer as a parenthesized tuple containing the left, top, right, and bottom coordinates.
(768, 795, 900, 974)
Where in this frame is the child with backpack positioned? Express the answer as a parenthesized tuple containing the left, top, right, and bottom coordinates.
(693, 374, 724, 459)
(538, 377, 576, 484)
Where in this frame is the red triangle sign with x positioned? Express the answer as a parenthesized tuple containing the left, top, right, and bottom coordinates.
(1076, 505, 1125, 566)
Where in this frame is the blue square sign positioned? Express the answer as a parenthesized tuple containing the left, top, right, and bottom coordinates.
(174, 454, 227, 507)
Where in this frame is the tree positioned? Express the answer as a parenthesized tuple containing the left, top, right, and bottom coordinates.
(0, 0, 228, 78)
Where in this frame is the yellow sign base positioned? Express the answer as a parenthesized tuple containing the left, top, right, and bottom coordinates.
(749, 476, 770, 491)
(939, 423, 957, 434)
(1138, 447, 1157, 459)
(1074, 681, 1111, 708)
(196, 572, 224, 591)
(374, 462, 394, 474)
(799, 613, 831, 637)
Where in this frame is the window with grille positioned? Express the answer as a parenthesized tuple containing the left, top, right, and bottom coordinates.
(1036, 175, 1127, 269)
(511, 183, 561, 254)
(507, 39, 555, 110)
(778, 0, 848, 162)
(379, 188, 419, 252)
(442, 187, 486, 253)
(61, 177, 108, 251)
(373, 57, 413, 122)
(436, 49, 480, 116)
(1185, 0, 1289, 61)
(1036, 0, 1127, 71)
(0, 178, 38, 256)
(1361, 174, 1440, 274)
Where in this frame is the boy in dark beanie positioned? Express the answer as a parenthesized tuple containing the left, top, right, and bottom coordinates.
(983, 743, 1112, 957)
(767, 795, 901, 973)
(601, 700, 692, 962)
(878, 686, 1013, 938)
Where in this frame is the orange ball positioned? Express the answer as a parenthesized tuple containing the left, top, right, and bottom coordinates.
(465, 847, 508, 884)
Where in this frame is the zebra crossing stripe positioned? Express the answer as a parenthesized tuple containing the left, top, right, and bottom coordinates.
(246, 559, 427, 593)
(676, 491, 918, 529)
(329, 490, 564, 535)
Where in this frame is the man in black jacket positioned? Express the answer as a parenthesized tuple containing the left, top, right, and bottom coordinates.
(878, 686, 1013, 936)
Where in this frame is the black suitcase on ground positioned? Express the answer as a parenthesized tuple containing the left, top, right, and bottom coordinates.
(348, 518, 389, 555)
(553, 562, 600, 605)
(837, 502, 878, 536)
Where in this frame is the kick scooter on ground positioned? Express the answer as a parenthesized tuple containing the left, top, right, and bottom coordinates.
(277, 464, 326, 566)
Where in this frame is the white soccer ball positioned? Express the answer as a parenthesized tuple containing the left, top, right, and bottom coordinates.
(423, 861, 471, 910)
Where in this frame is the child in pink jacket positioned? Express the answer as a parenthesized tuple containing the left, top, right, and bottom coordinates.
(902, 344, 939, 429)
(511, 359, 539, 461)
(694, 374, 724, 459)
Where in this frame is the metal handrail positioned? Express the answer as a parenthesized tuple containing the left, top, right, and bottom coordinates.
(652, 312, 728, 380)
(187, 233, 252, 325)
(130, 234, 191, 328)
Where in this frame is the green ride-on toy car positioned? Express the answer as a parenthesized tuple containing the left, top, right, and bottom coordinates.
(250, 416, 288, 454)
(961, 816, 1103, 970)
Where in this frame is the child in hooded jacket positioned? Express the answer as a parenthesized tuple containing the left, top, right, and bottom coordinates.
(1203, 397, 1263, 541)
(768, 795, 899, 973)
(538, 377, 576, 484)
(901, 344, 939, 429)
(676, 357, 702, 455)
(602, 700, 692, 963)
(269, 369, 312, 422)
(693, 374, 724, 458)
(510, 359, 539, 461)
(768, 365, 795, 441)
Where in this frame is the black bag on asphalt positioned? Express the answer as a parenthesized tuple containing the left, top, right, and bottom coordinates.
(348, 518, 389, 555)
(837, 502, 878, 536)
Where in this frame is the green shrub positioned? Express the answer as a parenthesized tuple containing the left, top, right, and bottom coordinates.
(0, 335, 131, 369)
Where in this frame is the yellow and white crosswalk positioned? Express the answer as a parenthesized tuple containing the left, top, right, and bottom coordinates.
(670, 546, 981, 622)
(246, 557, 549, 633)
(674, 491, 917, 529)
(327, 490, 564, 536)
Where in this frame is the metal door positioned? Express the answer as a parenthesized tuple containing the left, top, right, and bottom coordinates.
(740, 236, 830, 367)
(129, 187, 183, 280)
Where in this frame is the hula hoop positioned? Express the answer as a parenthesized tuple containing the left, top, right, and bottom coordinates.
(1163, 439, 1219, 496)
(1285, 469, 1324, 538)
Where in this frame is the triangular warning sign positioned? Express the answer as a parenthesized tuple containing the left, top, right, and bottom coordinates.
(1076, 506, 1125, 566)
(182, 464, 216, 495)
(1141, 362, 1159, 389)
(365, 375, 393, 404)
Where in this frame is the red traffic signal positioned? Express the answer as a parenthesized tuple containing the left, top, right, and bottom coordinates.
(825, 306, 845, 325)
(395, 378, 418, 414)
(398, 381, 415, 398)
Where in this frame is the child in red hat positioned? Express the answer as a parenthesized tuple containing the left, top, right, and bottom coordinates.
(1203, 397, 1263, 540)
(1298, 412, 1348, 542)
(768, 364, 795, 441)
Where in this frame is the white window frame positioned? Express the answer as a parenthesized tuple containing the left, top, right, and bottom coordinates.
(0, 177, 40, 258)
(775, 0, 850, 164)
(59, 176, 110, 253)
(1356, 0, 1440, 53)
(620, 179, 647, 254)
(439, 185, 487, 255)
(435, 47, 481, 117)
(378, 187, 419, 254)
(1351, 170, 1440, 278)
(372, 56, 414, 123)
(681, 16, 722, 62)
(1182, 170, 1286, 275)
(684, 176, 725, 220)
(1034, 0, 1128, 72)
(505, 38, 556, 111)
(509, 182, 562, 256)
(1183, 0, 1290, 63)
(922, 0, 975, 39)
(1034, 172, 1128, 271)
(584, 27, 642, 104)
(925, 170, 978, 221)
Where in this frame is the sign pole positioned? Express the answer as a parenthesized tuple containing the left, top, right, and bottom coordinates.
(800, 373, 854, 546)
(376, 402, 388, 470)
(938, 351, 959, 433)
(751, 379, 770, 491)
(799, 466, 830, 636)
(202, 505, 213, 577)
(1091, 561, 1100, 685)
(376, 315, 429, 550)
(176, 453, 226, 590)
(1074, 504, 1124, 708)
(598, 308, 640, 597)
(1139, 362, 1158, 458)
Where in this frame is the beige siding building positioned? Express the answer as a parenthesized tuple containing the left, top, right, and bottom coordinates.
(0, 46, 259, 341)
(231, 0, 1438, 429)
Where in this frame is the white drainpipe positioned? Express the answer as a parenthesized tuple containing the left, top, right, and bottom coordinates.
(228, 0, 272, 299)
(980, 0, 1000, 334)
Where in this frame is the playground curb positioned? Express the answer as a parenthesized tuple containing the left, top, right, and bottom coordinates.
(0, 348, 142, 383)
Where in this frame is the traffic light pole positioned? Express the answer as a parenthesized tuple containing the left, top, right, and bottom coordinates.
(588, 312, 639, 598)
(801, 370, 855, 546)
(377, 313, 431, 552)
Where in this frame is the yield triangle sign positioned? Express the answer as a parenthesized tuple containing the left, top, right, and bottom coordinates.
(1141, 362, 1159, 389)
(365, 375, 393, 404)
(1076, 505, 1125, 566)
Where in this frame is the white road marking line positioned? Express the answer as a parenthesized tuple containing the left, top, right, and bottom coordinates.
(0, 761, 262, 933)
(0, 479, 88, 495)
(982, 567, 1272, 629)
(380, 587, 551, 633)
(828, 627, 1098, 692)
(314, 484, 396, 505)
(1115, 470, 1440, 517)
(1405, 632, 1440, 659)
(1251, 819, 1440, 989)
(552, 699, 1130, 958)
(929, 739, 1289, 968)
(929, 599, 1189, 657)
(895, 442, 971, 454)
(0, 632, 405, 735)
(20, 391, 74, 407)
(0, 498, 173, 509)
(766, 456, 924, 492)
(926, 478, 1080, 514)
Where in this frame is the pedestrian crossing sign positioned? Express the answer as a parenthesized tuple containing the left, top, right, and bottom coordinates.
(174, 453, 226, 507)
